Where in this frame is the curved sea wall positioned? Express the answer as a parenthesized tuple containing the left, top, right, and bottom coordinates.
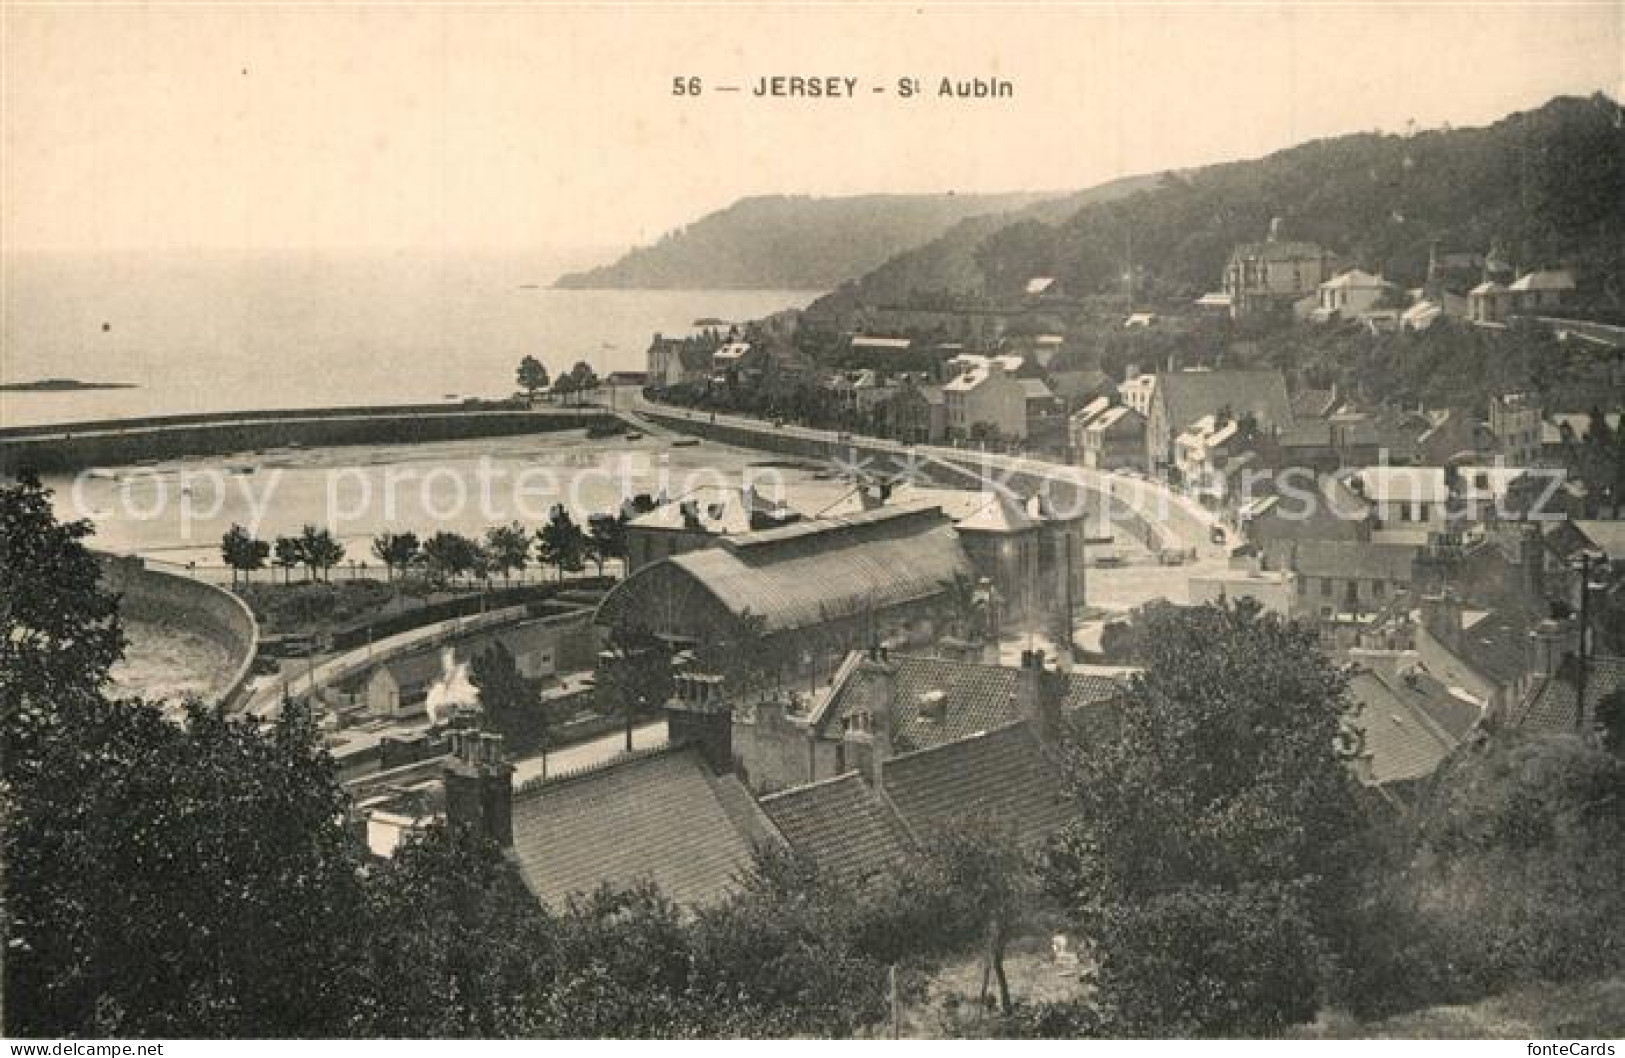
(99, 553, 260, 709)
(0, 405, 612, 474)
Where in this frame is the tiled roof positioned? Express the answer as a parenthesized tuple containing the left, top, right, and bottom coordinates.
(817, 653, 1024, 753)
(1019, 379, 1057, 400)
(1347, 667, 1469, 786)
(811, 651, 1120, 755)
(648, 507, 974, 633)
(509, 744, 778, 910)
(880, 721, 1071, 847)
(759, 772, 912, 889)
(1514, 654, 1625, 733)
(1156, 370, 1294, 434)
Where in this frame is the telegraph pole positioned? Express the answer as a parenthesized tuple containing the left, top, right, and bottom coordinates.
(1575, 552, 1593, 732)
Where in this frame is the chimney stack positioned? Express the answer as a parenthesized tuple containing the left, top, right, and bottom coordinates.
(1017, 648, 1064, 740)
(1526, 615, 1579, 686)
(841, 652, 897, 784)
(442, 726, 515, 848)
(1419, 591, 1464, 654)
(665, 671, 733, 774)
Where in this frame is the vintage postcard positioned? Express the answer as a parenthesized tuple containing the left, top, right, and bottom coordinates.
(2, 1, 1622, 1046)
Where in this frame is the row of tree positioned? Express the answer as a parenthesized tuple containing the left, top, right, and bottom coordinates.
(221, 522, 345, 586)
(516, 355, 602, 406)
(219, 508, 629, 588)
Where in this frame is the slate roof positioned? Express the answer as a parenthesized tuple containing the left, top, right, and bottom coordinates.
(1354, 466, 1449, 505)
(1321, 268, 1390, 290)
(1542, 520, 1601, 564)
(627, 485, 799, 535)
(1155, 370, 1294, 433)
(1019, 378, 1057, 401)
(1514, 654, 1625, 733)
(1509, 270, 1576, 293)
(880, 721, 1072, 847)
(759, 772, 912, 889)
(1270, 539, 1418, 582)
(1455, 607, 1536, 690)
(508, 744, 779, 910)
(1292, 388, 1339, 420)
(955, 493, 1039, 534)
(1229, 240, 1332, 263)
(650, 506, 974, 634)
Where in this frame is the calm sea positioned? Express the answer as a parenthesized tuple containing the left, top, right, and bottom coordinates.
(1, 249, 819, 427)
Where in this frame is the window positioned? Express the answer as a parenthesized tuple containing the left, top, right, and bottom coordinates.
(1320, 578, 1333, 597)
(1372, 580, 1386, 598)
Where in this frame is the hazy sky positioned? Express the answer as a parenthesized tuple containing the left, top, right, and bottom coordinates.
(3, 3, 1620, 254)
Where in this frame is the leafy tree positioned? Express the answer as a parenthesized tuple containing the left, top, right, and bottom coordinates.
(421, 531, 482, 586)
(567, 361, 600, 404)
(535, 506, 586, 581)
(1048, 600, 1371, 1037)
(1599, 686, 1625, 756)
(273, 534, 304, 584)
(596, 621, 672, 753)
(483, 522, 531, 587)
(219, 523, 270, 587)
(2, 476, 373, 1037)
(469, 640, 530, 721)
(370, 531, 420, 583)
(586, 512, 628, 577)
(356, 824, 555, 1037)
(551, 374, 578, 406)
(297, 524, 346, 582)
(516, 355, 550, 402)
(919, 819, 1035, 1015)
(1379, 732, 1625, 998)
(6, 692, 374, 1038)
(1, 471, 125, 713)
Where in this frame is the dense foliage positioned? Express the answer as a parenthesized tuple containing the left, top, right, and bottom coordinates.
(821, 94, 1624, 309)
(1046, 600, 1372, 1036)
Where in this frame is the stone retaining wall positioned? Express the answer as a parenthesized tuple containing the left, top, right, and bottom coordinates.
(99, 552, 260, 708)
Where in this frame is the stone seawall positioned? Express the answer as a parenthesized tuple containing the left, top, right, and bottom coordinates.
(1, 406, 612, 474)
(99, 553, 260, 708)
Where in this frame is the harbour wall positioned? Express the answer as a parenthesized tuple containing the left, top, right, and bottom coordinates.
(1, 405, 613, 474)
(99, 552, 260, 709)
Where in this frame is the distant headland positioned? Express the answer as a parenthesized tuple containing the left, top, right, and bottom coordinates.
(0, 378, 139, 392)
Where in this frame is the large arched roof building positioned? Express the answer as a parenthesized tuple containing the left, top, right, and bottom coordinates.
(591, 505, 974, 653)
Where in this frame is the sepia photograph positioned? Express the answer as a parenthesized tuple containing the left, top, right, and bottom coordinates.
(2, 0, 1623, 1047)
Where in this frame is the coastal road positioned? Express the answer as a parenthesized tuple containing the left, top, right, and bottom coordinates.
(624, 388, 1227, 559)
